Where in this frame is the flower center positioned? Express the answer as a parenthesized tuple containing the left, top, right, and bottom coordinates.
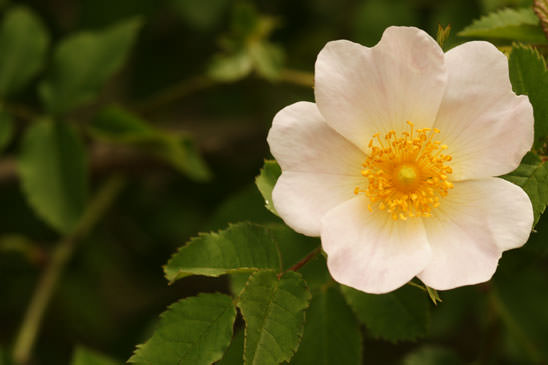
(355, 121, 454, 221)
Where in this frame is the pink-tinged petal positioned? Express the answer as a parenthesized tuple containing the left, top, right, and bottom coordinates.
(314, 26, 447, 152)
(272, 172, 365, 236)
(434, 41, 534, 180)
(321, 195, 431, 294)
(268, 101, 367, 236)
(267, 101, 365, 175)
(417, 178, 531, 290)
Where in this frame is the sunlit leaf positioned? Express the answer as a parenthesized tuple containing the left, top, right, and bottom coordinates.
(129, 293, 236, 365)
(249, 42, 285, 81)
(255, 160, 281, 216)
(18, 120, 88, 234)
(508, 44, 548, 148)
(164, 222, 281, 283)
(91, 106, 211, 181)
(341, 284, 430, 342)
(208, 51, 253, 82)
(503, 153, 548, 225)
(290, 287, 362, 365)
(39, 17, 142, 115)
(458, 7, 546, 43)
(71, 346, 119, 365)
(0, 6, 49, 96)
(238, 270, 311, 365)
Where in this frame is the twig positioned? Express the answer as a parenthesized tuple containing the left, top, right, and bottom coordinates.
(278, 246, 321, 278)
(12, 176, 126, 365)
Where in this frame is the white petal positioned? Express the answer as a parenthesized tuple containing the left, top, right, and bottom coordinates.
(417, 178, 532, 290)
(434, 41, 534, 180)
(268, 101, 367, 236)
(321, 195, 431, 294)
(267, 101, 365, 175)
(272, 172, 364, 236)
(314, 26, 447, 152)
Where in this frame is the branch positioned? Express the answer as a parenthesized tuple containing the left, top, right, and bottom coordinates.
(12, 176, 126, 365)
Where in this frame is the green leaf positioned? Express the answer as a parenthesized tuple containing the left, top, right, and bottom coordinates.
(164, 222, 282, 283)
(91, 106, 211, 181)
(255, 160, 281, 216)
(508, 44, 548, 148)
(238, 270, 311, 365)
(129, 293, 236, 365)
(458, 7, 547, 43)
(249, 42, 285, 81)
(290, 287, 362, 365)
(340, 284, 430, 342)
(71, 346, 119, 365)
(402, 345, 462, 365)
(18, 120, 88, 234)
(493, 265, 548, 362)
(227, 224, 321, 296)
(0, 109, 14, 151)
(0, 6, 49, 96)
(503, 152, 548, 225)
(218, 330, 244, 365)
(208, 51, 253, 82)
(39, 17, 142, 115)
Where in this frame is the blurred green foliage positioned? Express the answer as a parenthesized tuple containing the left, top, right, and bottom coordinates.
(0, 0, 547, 364)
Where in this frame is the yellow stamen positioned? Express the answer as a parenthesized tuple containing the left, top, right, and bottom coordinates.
(356, 122, 454, 220)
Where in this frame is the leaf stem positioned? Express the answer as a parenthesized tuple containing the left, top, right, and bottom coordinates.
(279, 246, 321, 278)
(12, 176, 126, 365)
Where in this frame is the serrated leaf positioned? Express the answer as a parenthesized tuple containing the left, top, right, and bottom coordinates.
(508, 44, 548, 148)
(129, 293, 236, 365)
(228, 223, 321, 296)
(238, 270, 311, 365)
(403, 345, 462, 365)
(534, 0, 548, 39)
(39, 17, 142, 115)
(18, 120, 88, 234)
(71, 346, 119, 365)
(91, 106, 211, 181)
(503, 152, 548, 225)
(255, 160, 281, 216)
(164, 222, 282, 283)
(0, 109, 14, 151)
(218, 330, 245, 365)
(340, 284, 430, 342)
(0, 6, 49, 96)
(458, 7, 546, 43)
(290, 287, 362, 365)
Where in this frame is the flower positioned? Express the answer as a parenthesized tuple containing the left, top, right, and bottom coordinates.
(267, 26, 534, 294)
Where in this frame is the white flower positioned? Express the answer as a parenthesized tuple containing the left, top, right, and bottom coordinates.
(267, 26, 534, 294)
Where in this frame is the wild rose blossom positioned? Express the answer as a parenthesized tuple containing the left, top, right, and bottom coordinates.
(267, 26, 534, 294)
